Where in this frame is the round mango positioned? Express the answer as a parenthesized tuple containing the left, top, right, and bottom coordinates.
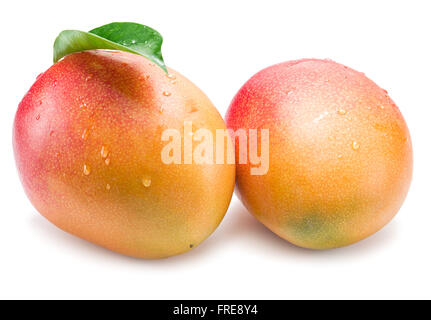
(226, 59, 412, 249)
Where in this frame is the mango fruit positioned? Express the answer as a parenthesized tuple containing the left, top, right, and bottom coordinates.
(13, 50, 235, 258)
(226, 59, 412, 249)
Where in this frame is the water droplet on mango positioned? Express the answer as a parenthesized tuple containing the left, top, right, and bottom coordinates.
(100, 146, 109, 159)
(352, 141, 360, 151)
(83, 164, 91, 175)
(142, 177, 152, 187)
(82, 128, 89, 140)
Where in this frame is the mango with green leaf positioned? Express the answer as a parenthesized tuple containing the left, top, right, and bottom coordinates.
(13, 23, 235, 258)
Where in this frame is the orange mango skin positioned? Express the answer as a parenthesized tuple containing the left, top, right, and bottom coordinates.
(226, 59, 412, 249)
(13, 50, 235, 259)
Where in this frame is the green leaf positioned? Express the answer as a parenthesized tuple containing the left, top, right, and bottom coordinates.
(53, 22, 167, 73)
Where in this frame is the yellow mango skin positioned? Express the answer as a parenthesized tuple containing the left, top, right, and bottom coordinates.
(13, 50, 235, 258)
(226, 59, 412, 249)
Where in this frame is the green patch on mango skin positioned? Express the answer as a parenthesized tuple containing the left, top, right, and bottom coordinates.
(286, 213, 347, 249)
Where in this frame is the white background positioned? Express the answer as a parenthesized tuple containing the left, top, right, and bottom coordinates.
(1, 0, 430, 299)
